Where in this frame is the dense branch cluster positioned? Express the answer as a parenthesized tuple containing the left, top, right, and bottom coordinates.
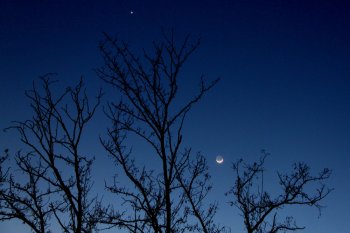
(226, 151, 332, 233)
(98, 32, 221, 233)
(0, 77, 102, 233)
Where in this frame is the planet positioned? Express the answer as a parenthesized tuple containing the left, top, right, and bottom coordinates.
(216, 155, 224, 164)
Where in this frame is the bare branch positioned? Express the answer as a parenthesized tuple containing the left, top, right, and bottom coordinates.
(1, 76, 103, 233)
(226, 151, 332, 233)
(99, 31, 221, 233)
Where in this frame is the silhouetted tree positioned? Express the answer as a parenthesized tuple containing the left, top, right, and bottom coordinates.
(226, 151, 332, 233)
(0, 77, 103, 233)
(98, 31, 222, 233)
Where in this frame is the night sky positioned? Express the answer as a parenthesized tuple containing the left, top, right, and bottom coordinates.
(1, 0, 350, 232)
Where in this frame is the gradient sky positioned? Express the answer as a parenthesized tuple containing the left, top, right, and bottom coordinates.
(1, 1, 350, 232)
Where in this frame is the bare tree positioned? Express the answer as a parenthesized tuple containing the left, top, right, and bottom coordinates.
(0, 76, 103, 233)
(98, 31, 222, 233)
(226, 151, 332, 233)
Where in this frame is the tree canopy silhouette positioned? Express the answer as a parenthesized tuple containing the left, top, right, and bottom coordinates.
(0, 77, 102, 233)
(226, 151, 332, 233)
(97, 31, 221, 233)
(0, 32, 333, 233)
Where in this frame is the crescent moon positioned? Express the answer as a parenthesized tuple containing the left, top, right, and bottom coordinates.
(216, 155, 224, 164)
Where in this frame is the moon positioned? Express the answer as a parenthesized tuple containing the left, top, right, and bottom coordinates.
(216, 155, 224, 164)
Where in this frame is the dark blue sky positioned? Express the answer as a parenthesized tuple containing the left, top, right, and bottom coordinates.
(1, 1, 350, 232)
